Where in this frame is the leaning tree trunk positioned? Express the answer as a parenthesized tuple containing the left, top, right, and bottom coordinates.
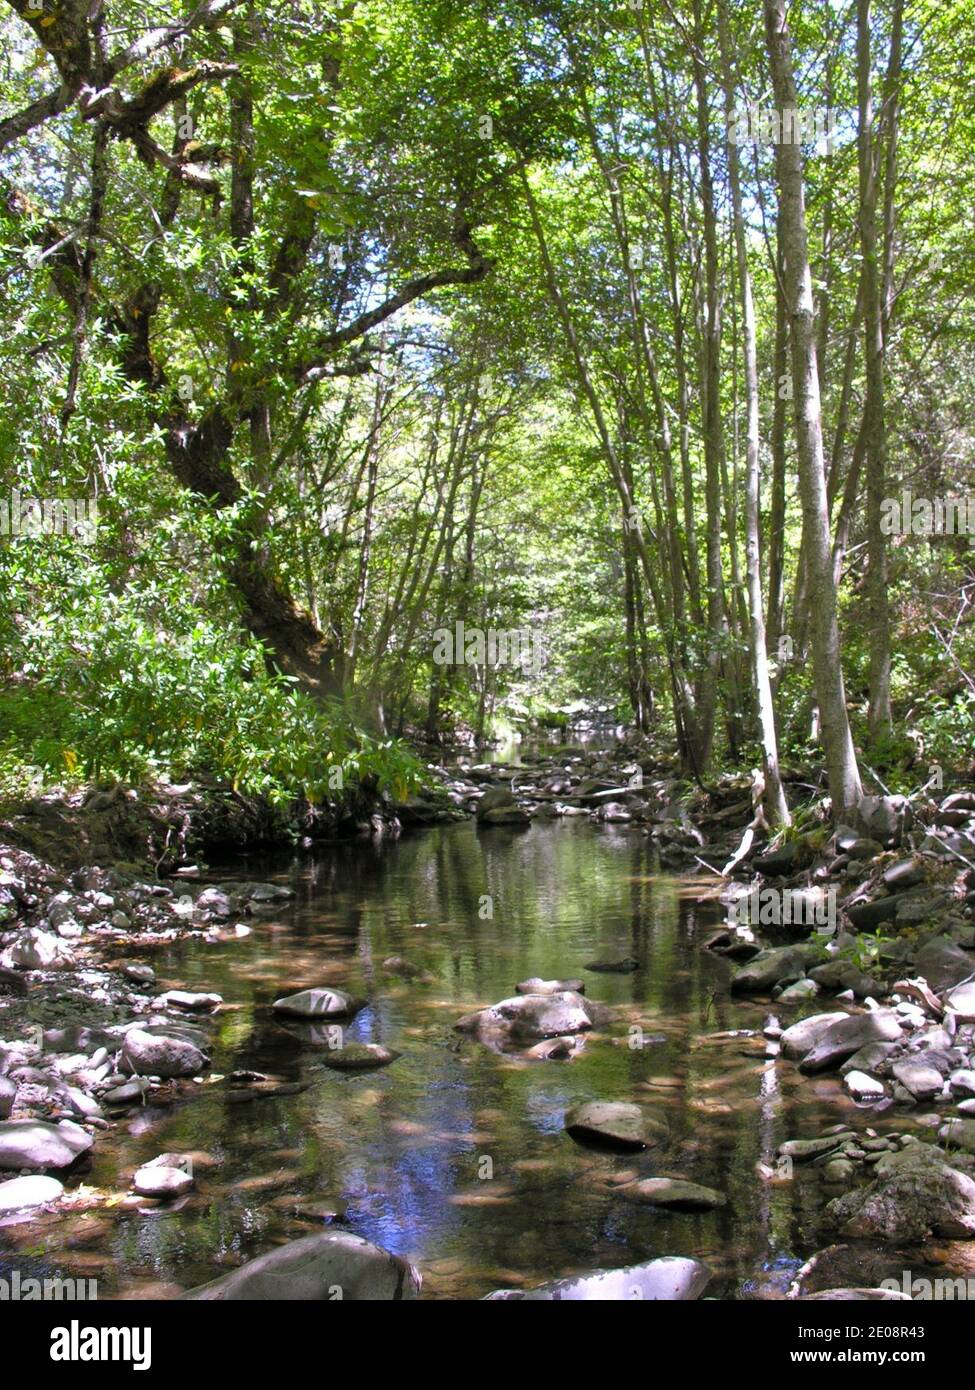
(763, 0, 863, 820)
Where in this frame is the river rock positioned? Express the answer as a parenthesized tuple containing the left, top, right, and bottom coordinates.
(778, 1133, 856, 1163)
(524, 1035, 585, 1060)
(564, 1100, 666, 1151)
(0, 928, 74, 971)
(839, 1041, 898, 1075)
(381, 956, 431, 981)
(271, 988, 364, 1020)
(844, 896, 899, 929)
(916, 938, 975, 992)
(0, 1076, 16, 1119)
(0, 1118, 93, 1171)
(891, 1057, 945, 1101)
(938, 1118, 975, 1151)
(949, 1069, 975, 1098)
(883, 859, 927, 892)
(123, 963, 155, 985)
(457, 991, 594, 1045)
(808, 961, 880, 999)
(844, 1070, 886, 1102)
(855, 794, 913, 847)
(132, 1155, 195, 1198)
(321, 1043, 401, 1071)
(846, 838, 885, 860)
(195, 887, 233, 917)
(476, 788, 529, 825)
(484, 1255, 711, 1301)
(798, 1010, 902, 1073)
(120, 1027, 207, 1078)
(730, 945, 821, 995)
(0, 1174, 64, 1213)
(826, 1141, 975, 1240)
(779, 1012, 848, 1060)
(181, 1231, 421, 1300)
(944, 981, 975, 1020)
(752, 841, 801, 875)
(621, 1178, 725, 1211)
(776, 978, 820, 1003)
(158, 990, 222, 1012)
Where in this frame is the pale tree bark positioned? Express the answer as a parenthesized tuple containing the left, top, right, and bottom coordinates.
(858, 0, 893, 739)
(763, 0, 863, 819)
(719, 0, 790, 826)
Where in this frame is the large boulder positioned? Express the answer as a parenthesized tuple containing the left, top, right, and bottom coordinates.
(0, 1119, 92, 1172)
(271, 988, 363, 1020)
(484, 1256, 711, 1301)
(120, 1027, 207, 1078)
(826, 1141, 975, 1241)
(181, 1232, 421, 1300)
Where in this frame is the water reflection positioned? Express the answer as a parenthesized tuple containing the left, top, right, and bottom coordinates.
(6, 820, 892, 1298)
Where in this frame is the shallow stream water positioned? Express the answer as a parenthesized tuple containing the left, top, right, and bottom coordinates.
(4, 816, 916, 1299)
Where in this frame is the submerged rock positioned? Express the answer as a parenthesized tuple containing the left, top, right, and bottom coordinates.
(484, 1255, 711, 1301)
(181, 1231, 421, 1300)
(621, 1178, 725, 1211)
(585, 957, 639, 974)
(564, 1100, 667, 1151)
(516, 977, 585, 995)
(321, 1043, 401, 1071)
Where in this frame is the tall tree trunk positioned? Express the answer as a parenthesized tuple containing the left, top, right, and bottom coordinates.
(763, 0, 863, 819)
(858, 0, 892, 740)
(719, 0, 790, 825)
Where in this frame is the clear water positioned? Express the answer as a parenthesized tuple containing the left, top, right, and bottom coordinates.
(3, 819, 913, 1299)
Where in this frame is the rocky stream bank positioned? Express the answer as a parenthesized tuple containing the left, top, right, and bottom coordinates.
(2, 743, 975, 1299)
